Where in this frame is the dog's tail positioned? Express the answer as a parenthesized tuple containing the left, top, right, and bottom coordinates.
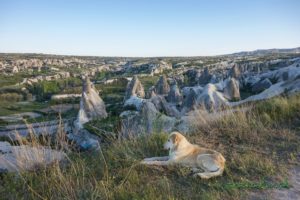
(196, 167, 224, 179)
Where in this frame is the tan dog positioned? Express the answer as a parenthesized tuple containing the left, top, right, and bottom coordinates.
(141, 131, 226, 179)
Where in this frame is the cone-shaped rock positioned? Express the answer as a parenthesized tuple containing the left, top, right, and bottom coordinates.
(224, 78, 240, 101)
(155, 75, 170, 95)
(76, 76, 107, 128)
(167, 82, 182, 104)
(124, 75, 145, 100)
(181, 88, 198, 113)
(230, 65, 241, 79)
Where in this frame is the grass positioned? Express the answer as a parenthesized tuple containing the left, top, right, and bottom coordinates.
(139, 75, 160, 91)
(0, 94, 299, 199)
(0, 101, 49, 117)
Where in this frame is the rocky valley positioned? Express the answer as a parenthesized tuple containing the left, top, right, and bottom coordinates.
(0, 49, 300, 199)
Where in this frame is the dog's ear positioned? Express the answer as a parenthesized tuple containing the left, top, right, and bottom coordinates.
(170, 133, 181, 144)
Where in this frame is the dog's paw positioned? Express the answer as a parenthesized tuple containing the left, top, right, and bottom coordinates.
(140, 160, 154, 165)
(140, 160, 147, 164)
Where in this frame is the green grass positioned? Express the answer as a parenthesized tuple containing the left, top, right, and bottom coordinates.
(139, 76, 160, 91)
(0, 73, 29, 87)
(0, 95, 300, 199)
(0, 101, 49, 116)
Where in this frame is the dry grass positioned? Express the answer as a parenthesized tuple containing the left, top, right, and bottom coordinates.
(0, 94, 299, 199)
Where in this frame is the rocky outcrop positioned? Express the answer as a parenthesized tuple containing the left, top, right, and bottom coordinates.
(224, 78, 240, 101)
(155, 75, 170, 95)
(184, 69, 201, 86)
(251, 78, 272, 93)
(197, 84, 229, 111)
(150, 61, 172, 75)
(124, 75, 145, 100)
(150, 94, 181, 118)
(198, 67, 213, 85)
(231, 61, 300, 106)
(124, 61, 172, 75)
(181, 84, 229, 113)
(146, 86, 156, 99)
(76, 76, 107, 128)
(123, 96, 144, 111)
(140, 101, 160, 133)
(229, 65, 241, 79)
(167, 82, 182, 105)
(120, 101, 159, 137)
(181, 88, 198, 113)
(67, 128, 101, 151)
(0, 141, 66, 173)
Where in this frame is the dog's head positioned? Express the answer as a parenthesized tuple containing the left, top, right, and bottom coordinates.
(164, 132, 185, 151)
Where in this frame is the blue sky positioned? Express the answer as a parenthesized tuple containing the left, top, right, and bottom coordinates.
(0, 0, 299, 56)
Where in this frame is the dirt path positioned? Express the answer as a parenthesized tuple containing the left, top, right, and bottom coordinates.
(248, 166, 300, 200)
(270, 166, 300, 200)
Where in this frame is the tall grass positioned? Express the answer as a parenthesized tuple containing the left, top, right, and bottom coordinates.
(0, 95, 299, 199)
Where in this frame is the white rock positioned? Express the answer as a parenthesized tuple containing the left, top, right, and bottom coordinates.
(0, 142, 66, 173)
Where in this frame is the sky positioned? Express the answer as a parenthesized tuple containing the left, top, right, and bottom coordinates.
(0, 0, 300, 57)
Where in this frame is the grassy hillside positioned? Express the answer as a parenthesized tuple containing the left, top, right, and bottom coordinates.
(1, 94, 299, 199)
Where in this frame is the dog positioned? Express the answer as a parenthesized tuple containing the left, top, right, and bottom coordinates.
(141, 131, 226, 179)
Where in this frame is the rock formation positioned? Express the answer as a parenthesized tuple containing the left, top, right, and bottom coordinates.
(76, 76, 107, 129)
(181, 88, 198, 113)
(120, 58, 300, 137)
(155, 75, 170, 95)
(146, 86, 156, 99)
(224, 78, 241, 101)
(124, 75, 145, 100)
(167, 82, 182, 105)
(184, 69, 201, 86)
(251, 78, 272, 93)
(0, 141, 66, 172)
(229, 65, 241, 79)
(196, 84, 229, 111)
(198, 67, 213, 85)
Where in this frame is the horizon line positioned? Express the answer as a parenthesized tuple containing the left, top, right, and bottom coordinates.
(1, 46, 300, 58)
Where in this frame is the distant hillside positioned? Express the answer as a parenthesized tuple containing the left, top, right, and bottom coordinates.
(228, 47, 300, 57)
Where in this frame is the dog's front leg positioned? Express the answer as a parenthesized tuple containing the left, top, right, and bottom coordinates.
(140, 160, 171, 166)
(143, 156, 169, 162)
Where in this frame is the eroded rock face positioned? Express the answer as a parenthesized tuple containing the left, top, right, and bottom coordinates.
(155, 75, 170, 95)
(120, 101, 159, 137)
(124, 75, 145, 100)
(198, 67, 213, 85)
(181, 88, 198, 113)
(182, 84, 229, 113)
(0, 141, 66, 173)
(146, 86, 156, 99)
(224, 78, 240, 101)
(230, 65, 241, 79)
(197, 84, 229, 111)
(167, 83, 182, 105)
(150, 94, 181, 118)
(251, 78, 272, 93)
(123, 96, 144, 111)
(184, 69, 201, 86)
(76, 76, 107, 128)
